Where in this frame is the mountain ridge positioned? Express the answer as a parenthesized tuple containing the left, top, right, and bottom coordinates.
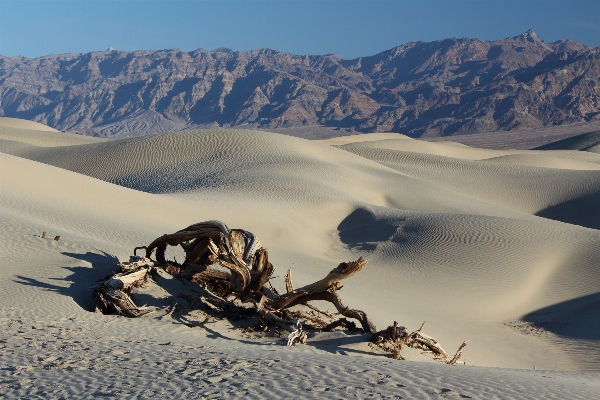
(1, 30, 598, 138)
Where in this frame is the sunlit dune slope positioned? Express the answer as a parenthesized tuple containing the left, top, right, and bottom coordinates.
(338, 139, 600, 228)
(2, 120, 600, 372)
(0, 117, 106, 147)
(479, 153, 600, 170)
(0, 128, 534, 218)
(0, 117, 59, 131)
(320, 133, 513, 160)
(3, 148, 600, 370)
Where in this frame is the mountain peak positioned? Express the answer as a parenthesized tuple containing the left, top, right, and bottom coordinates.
(1, 34, 597, 138)
(514, 29, 541, 42)
(213, 47, 234, 53)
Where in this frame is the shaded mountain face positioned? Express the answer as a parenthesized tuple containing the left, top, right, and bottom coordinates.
(0, 30, 598, 138)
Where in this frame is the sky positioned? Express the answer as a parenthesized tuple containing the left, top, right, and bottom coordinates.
(0, 0, 599, 59)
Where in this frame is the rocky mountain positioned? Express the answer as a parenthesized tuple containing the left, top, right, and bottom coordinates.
(0, 30, 598, 138)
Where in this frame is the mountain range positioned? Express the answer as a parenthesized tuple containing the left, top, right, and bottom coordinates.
(0, 30, 598, 138)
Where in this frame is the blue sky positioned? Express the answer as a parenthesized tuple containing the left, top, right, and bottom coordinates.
(1, 0, 599, 59)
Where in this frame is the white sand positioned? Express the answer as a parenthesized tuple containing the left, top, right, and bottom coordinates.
(0, 117, 60, 132)
(316, 132, 412, 145)
(0, 117, 105, 147)
(1, 121, 600, 398)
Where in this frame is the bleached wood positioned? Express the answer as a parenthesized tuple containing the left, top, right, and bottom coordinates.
(449, 341, 467, 365)
(94, 220, 466, 364)
(285, 268, 294, 293)
(105, 268, 150, 290)
(267, 257, 368, 310)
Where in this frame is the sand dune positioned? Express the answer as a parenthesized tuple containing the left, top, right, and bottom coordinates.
(1, 119, 600, 397)
(324, 133, 600, 166)
(426, 120, 600, 149)
(339, 140, 600, 224)
(589, 145, 600, 154)
(534, 130, 600, 151)
(479, 153, 600, 170)
(320, 133, 510, 160)
(0, 117, 105, 147)
(0, 128, 538, 220)
(0, 117, 60, 131)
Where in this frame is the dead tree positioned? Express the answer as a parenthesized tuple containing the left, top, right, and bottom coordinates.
(94, 220, 466, 363)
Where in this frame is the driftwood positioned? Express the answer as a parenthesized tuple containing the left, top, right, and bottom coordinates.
(40, 231, 59, 241)
(286, 320, 308, 346)
(370, 321, 467, 364)
(94, 220, 466, 364)
(94, 257, 156, 317)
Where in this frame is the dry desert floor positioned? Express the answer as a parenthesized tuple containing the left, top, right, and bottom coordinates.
(1, 117, 600, 398)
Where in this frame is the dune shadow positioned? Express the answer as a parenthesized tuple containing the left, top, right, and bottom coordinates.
(522, 291, 600, 340)
(536, 192, 600, 230)
(337, 208, 401, 251)
(308, 332, 384, 357)
(13, 251, 120, 312)
(533, 130, 600, 150)
(337, 207, 424, 252)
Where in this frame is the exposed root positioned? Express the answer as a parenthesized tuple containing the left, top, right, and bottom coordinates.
(371, 321, 467, 364)
(94, 220, 466, 363)
(285, 320, 308, 346)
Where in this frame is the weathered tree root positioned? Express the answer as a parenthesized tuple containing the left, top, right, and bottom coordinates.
(94, 220, 466, 364)
(371, 321, 467, 364)
(94, 257, 156, 317)
(286, 320, 308, 346)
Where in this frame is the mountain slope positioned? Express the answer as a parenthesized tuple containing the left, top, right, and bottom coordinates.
(0, 31, 598, 138)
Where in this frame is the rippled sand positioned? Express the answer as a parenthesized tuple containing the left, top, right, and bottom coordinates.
(1, 118, 600, 398)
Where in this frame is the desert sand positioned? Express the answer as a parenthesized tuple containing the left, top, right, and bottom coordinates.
(1, 118, 600, 398)
(425, 120, 600, 150)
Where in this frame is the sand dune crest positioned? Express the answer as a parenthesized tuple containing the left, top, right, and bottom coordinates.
(1, 119, 600, 397)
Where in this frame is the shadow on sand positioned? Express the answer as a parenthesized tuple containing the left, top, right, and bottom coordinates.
(522, 291, 600, 340)
(536, 192, 600, 230)
(337, 207, 404, 251)
(307, 332, 384, 357)
(13, 250, 390, 358)
(14, 251, 119, 311)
